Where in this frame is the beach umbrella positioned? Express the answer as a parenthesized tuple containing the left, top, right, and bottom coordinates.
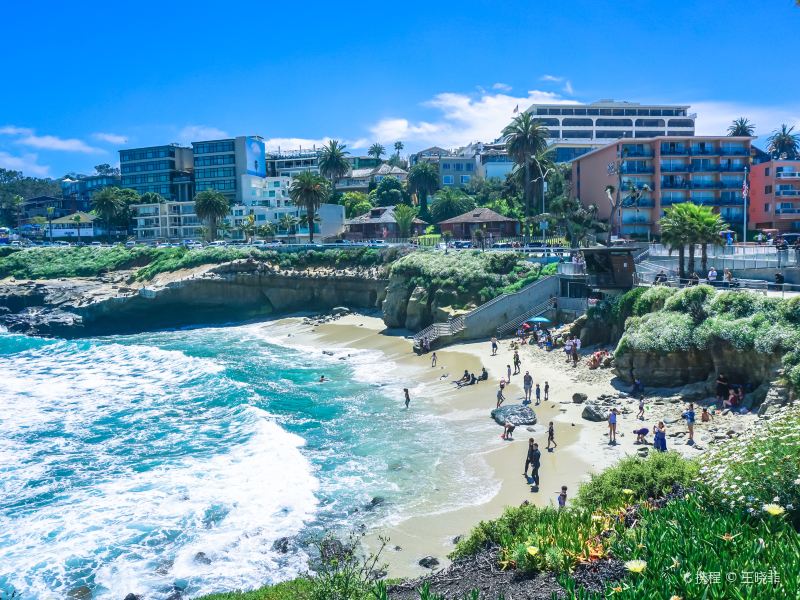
(526, 316, 551, 324)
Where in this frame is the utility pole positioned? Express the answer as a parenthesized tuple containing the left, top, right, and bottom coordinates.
(742, 164, 749, 244)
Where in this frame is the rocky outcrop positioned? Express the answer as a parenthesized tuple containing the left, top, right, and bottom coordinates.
(581, 403, 607, 422)
(404, 286, 431, 331)
(381, 275, 413, 328)
(0, 262, 388, 337)
(491, 404, 537, 426)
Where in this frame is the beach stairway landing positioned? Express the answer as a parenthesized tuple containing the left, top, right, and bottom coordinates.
(413, 275, 559, 349)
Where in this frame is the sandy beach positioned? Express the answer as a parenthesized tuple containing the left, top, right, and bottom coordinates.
(279, 310, 757, 579)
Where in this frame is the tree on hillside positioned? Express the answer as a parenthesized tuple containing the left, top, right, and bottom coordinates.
(727, 118, 755, 137)
(138, 191, 166, 204)
(279, 213, 299, 235)
(368, 143, 386, 161)
(502, 113, 549, 226)
(256, 222, 275, 241)
(72, 214, 84, 245)
(319, 140, 350, 186)
(240, 214, 256, 243)
(339, 191, 373, 219)
(393, 204, 417, 238)
(92, 187, 126, 242)
(407, 162, 439, 218)
(94, 163, 121, 176)
(430, 188, 476, 223)
(547, 195, 606, 247)
(0, 168, 61, 225)
(289, 171, 329, 243)
(768, 124, 800, 159)
(194, 190, 230, 241)
(370, 176, 409, 207)
(394, 141, 404, 157)
(695, 206, 728, 274)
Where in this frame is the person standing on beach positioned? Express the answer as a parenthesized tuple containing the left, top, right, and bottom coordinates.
(547, 421, 557, 450)
(653, 421, 667, 452)
(496, 385, 506, 408)
(529, 442, 541, 488)
(491, 337, 498, 356)
(404, 388, 411, 409)
(637, 396, 645, 420)
(507, 364, 512, 382)
(535, 383, 541, 406)
(608, 408, 618, 444)
(557, 485, 567, 508)
(523, 371, 533, 403)
(682, 403, 696, 445)
(513, 350, 521, 375)
(431, 352, 437, 367)
(715, 373, 729, 403)
(564, 337, 573, 364)
(544, 381, 549, 402)
(571, 340, 579, 366)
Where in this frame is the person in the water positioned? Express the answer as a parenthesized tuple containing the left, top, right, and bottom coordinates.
(404, 388, 410, 409)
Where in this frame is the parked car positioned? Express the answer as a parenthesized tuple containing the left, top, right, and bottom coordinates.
(453, 241, 472, 249)
(125, 241, 136, 248)
(208, 241, 227, 247)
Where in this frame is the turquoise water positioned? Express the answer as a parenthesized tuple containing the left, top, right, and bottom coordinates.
(0, 322, 467, 599)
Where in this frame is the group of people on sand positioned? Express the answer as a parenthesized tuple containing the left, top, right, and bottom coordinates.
(715, 372, 750, 412)
(522, 433, 566, 506)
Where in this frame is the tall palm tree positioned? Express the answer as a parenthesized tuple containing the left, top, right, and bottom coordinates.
(72, 214, 83, 245)
(256, 222, 275, 241)
(278, 213, 299, 235)
(394, 141, 404, 157)
(368, 143, 386, 161)
(727, 117, 755, 137)
(194, 190, 231, 241)
(502, 113, 549, 227)
(429, 188, 476, 223)
(289, 171, 329, 243)
(694, 206, 728, 274)
(241, 214, 256, 243)
(92, 187, 125, 243)
(768, 124, 800, 159)
(407, 162, 440, 218)
(392, 204, 417, 238)
(319, 140, 350, 187)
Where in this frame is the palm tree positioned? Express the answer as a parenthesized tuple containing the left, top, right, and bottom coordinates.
(768, 124, 800, 159)
(694, 206, 728, 274)
(319, 139, 350, 186)
(394, 141, 404, 157)
(92, 187, 125, 243)
(407, 162, 440, 218)
(502, 113, 549, 227)
(727, 118, 755, 137)
(660, 203, 698, 280)
(368, 143, 386, 162)
(429, 188, 476, 223)
(194, 190, 230, 241)
(279, 213, 299, 235)
(256, 223, 275, 241)
(289, 171, 329, 243)
(72, 214, 83, 245)
(218, 221, 233, 240)
(393, 204, 417, 238)
(241, 214, 256, 243)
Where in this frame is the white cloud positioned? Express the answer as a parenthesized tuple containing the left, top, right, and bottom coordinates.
(492, 82, 512, 92)
(0, 151, 50, 177)
(690, 101, 800, 140)
(563, 80, 574, 95)
(370, 89, 578, 149)
(92, 132, 128, 145)
(263, 137, 369, 153)
(178, 125, 230, 143)
(0, 126, 34, 136)
(540, 75, 564, 83)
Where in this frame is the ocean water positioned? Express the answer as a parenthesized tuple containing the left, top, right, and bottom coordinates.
(0, 322, 485, 599)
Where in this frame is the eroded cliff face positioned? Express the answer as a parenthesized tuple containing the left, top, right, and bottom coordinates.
(0, 260, 388, 337)
(614, 342, 783, 388)
(380, 277, 465, 331)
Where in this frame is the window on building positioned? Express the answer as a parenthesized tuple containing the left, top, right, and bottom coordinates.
(765, 168, 771, 176)
(461, 175, 471, 184)
(765, 203, 771, 212)
(466, 163, 473, 171)
(443, 175, 454, 185)
(442, 163, 450, 170)
(766, 185, 773, 194)
(455, 163, 463, 171)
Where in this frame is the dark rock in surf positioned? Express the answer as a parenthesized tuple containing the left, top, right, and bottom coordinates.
(491, 404, 537, 426)
(272, 537, 290, 554)
(419, 556, 440, 569)
(194, 551, 212, 565)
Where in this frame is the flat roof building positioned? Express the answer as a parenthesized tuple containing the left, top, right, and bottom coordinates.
(192, 136, 266, 204)
(61, 174, 121, 212)
(119, 144, 194, 201)
(571, 136, 752, 237)
(748, 159, 800, 233)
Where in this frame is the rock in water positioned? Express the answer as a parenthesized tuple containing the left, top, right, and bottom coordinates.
(194, 551, 212, 565)
(332, 306, 350, 316)
(572, 392, 587, 404)
(419, 556, 440, 569)
(272, 537, 290, 554)
(581, 403, 606, 422)
(124, 595, 142, 600)
(491, 404, 537, 426)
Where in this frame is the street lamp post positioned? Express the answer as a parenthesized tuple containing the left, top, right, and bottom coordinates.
(530, 155, 552, 247)
(742, 165, 749, 244)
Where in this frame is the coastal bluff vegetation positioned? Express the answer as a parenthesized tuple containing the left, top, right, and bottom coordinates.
(0, 246, 551, 337)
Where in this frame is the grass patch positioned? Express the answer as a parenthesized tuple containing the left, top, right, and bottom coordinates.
(195, 578, 314, 600)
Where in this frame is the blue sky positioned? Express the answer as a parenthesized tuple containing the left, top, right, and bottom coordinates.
(2, 0, 799, 178)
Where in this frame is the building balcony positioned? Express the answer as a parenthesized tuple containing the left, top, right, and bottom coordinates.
(661, 148, 690, 156)
(775, 207, 800, 216)
(719, 180, 744, 189)
(690, 147, 720, 156)
(776, 171, 800, 180)
(660, 165, 690, 173)
(776, 189, 800, 197)
(719, 147, 749, 156)
(718, 164, 746, 172)
(661, 181, 690, 190)
(691, 181, 718, 189)
(621, 150, 654, 158)
(620, 166, 654, 174)
(621, 217, 653, 225)
(716, 198, 745, 206)
(689, 164, 719, 172)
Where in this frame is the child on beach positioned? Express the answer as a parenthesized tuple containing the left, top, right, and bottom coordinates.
(496, 385, 506, 408)
(513, 350, 521, 375)
(633, 427, 649, 444)
(564, 337, 573, 363)
(535, 383, 541, 405)
(637, 396, 645, 420)
(682, 403, 696, 445)
(491, 337, 498, 356)
(507, 364, 512, 381)
(501, 420, 516, 440)
(557, 485, 567, 508)
(431, 352, 437, 367)
(546, 421, 557, 450)
(523, 371, 533, 404)
(608, 408, 618, 444)
(544, 381, 549, 401)
(701, 407, 712, 422)
(404, 388, 410, 409)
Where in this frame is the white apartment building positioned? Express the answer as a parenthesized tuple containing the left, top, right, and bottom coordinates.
(133, 201, 202, 241)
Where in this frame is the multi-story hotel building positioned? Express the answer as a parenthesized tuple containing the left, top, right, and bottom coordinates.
(192, 136, 266, 204)
(265, 149, 321, 178)
(527, 100, 697, 163)
(61, 174, 121, 212)
(119, 144, 194, 201)
(748, 159, 800, 232)
(571, 136, 752, 237)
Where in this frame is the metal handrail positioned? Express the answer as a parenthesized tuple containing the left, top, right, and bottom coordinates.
(496, 299, 554, 336)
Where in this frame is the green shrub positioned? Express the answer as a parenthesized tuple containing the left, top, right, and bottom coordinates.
(631, 285, 676, 316)
(662, 284, 714, 323)
(194, 579, 313, 600)
(615, 311, 697, 355)
(706, 290, 774, 319)
(611, 287, 646, 326)
(574, 452, 699, 510)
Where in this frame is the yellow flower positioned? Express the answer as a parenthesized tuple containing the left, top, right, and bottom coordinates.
(591, 514, 604, 521)
(763, 503, 786, 516)
(622, 488, 635, 495)
(670, 596, 683, 600)
(612, 586, 623, 594)
(526, 546, 539, 557)
(625, 559, 647, 573)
